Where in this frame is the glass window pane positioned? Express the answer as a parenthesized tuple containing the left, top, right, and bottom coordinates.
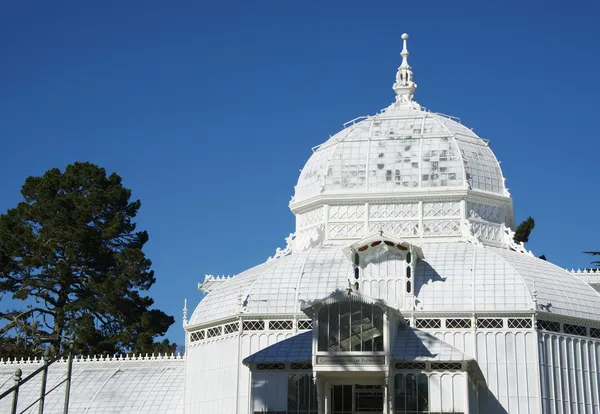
(394, 374, 406, 411)
(339, 301, 351, 351)
(317, 302, 385, 353)
(288, 374, 299, 411)
(406, 374, 417, 411)
(418, 374, 429, 411)
(318, 307, 328, 351)
(362, 302, 374, 351)
(350, 300, 363, 351)
(373, 306, 384, 351)
(328, 302, 340, 351)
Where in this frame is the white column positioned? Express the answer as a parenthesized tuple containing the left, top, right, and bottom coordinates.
(460, 199, 467, 240)
(323, 381, 331, 414)
(418, 200, 423, 239)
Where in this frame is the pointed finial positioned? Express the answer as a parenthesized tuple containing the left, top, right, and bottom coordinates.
(393, 33, 418, 105)
(182, 298, 188, 327)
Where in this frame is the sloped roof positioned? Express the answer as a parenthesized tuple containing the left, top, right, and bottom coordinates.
(190, 242, 600, 326)
(393, 328, 469, 362)
(242, 328, 469, 365)
(0, 355, 184, 414)
(243, 331, 312, 364)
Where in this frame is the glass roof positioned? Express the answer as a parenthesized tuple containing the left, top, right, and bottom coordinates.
(190, 243, 600, 326)
(294, 105, 505, 204)
(0, 357, 184, 413)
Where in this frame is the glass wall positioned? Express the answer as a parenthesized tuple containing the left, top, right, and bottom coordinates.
(287, 373, 318, 414)
(394, 373, 428, 413)
(317, 301, 384, 352)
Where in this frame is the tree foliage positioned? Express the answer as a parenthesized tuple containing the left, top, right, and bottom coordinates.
(0, 162, 174, 357)
(514, 216, 535, 244)
(584, 251, 600, 267)
(513, 216, 547, 260)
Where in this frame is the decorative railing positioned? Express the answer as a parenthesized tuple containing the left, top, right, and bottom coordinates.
(0, 352, 185, 366)
(0, 343, 74, 414)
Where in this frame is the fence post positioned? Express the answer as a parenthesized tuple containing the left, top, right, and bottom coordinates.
(63, 340, 74, 414)
(38, 349, 50, 414)
(11, 368, 22, 414)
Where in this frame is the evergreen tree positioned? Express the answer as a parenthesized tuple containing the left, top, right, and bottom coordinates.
(514, 216, 535, 244)
(0, 162, 174, 357)
(513, 216, 547, 260)
(584, 251, 600, 267)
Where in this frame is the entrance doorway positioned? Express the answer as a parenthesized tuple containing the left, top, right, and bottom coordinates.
(331, 384, 384, 414)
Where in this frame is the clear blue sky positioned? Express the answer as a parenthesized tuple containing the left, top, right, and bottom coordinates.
(2, 0, 599, 345)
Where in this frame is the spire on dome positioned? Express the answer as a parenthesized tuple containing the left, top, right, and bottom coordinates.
(392, 33, 417, 105)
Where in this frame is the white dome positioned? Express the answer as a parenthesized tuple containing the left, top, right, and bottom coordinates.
(293, 104, 506, 206)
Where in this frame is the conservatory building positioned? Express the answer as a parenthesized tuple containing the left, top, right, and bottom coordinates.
(2, 34, 600, 414)
(183, 34, 600, 414)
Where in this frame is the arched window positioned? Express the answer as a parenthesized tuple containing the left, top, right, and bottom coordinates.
(317, 301, 384, 352)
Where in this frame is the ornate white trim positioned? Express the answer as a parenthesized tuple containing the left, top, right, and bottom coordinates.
(267, 233, 295, 261)
(503, 227, 534, 257)
(464, 220, 483, 246)
(0, 353, 185, 365)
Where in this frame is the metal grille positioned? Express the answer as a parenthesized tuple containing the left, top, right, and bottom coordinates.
(563, 324, 587, 336)
(206, 326, 222, 338)
(477, 319, 504, 329)
(243, 320, 265, 331)
(190, 330, 205, 342)
(415, 319, 441, 329)
(395, 362, 426, 370)
(430, 362, 462, 370)
(290, 362, 312, 370)
(445, 318, 472, 329)
(404, 319, 411, 327)
(256, 363, 285, 371)
(537, 320, 561, 332)
(507, 318, 532, 329)
(269, 320, 293, 330)
(590, 327, 600, 339)
(224, 322, 239, 334)
(298, 320, 313, 330)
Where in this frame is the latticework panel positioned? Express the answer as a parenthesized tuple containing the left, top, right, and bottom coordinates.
(430, 362, 462, 371)
(256, 363, 285, 371)
(296, 206, 324, 229)
(563, 323, 587, 336)
(269, 320, 293, 330)
(298, 320, 313, 330)
(422, 220, 461, 236)
(223, 322, 239, 334)
(290, 362, 312, 370)
(369, 203, 419, 219)
(423, 201, 460, 217)
(468, 202, 502, 223)
(190, 330, 205, 342)
(329, 204, 365, 221)
(206, 326, 222, 338)
(395, 362, 426, 370)
(471, 221, 502, 242)
(243, 320, 265, 331)
(415, 319, 441, 329)
(445, 318, 472, 329)
(328, 222, 365, 239)
(368, 221, 419, 237)
(507, 318, 532, 329)
(476, 319, 503, 329)
(537, 320, 561, 332)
